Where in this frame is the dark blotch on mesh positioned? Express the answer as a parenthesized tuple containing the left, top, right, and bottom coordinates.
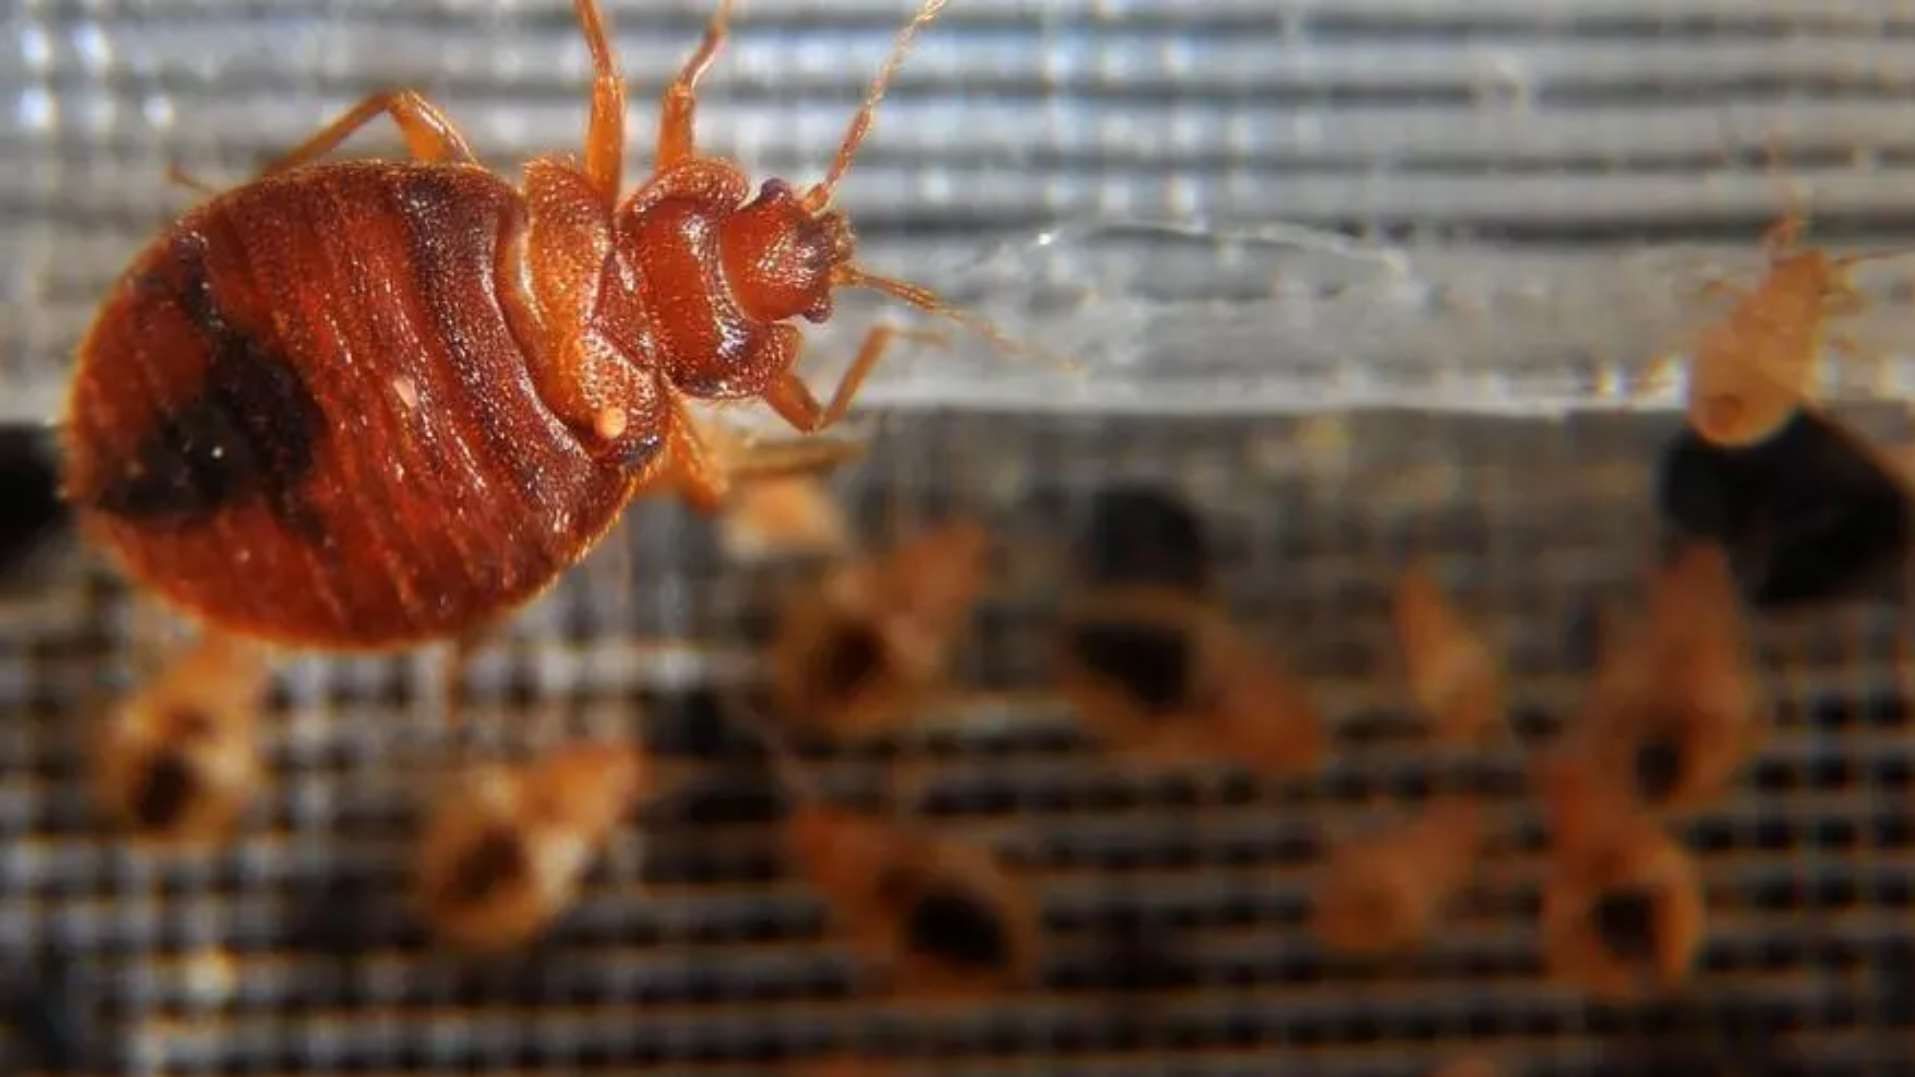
(817, 620, 886, 703)
(1081, 484, 1210, 593)
(132, 753, 196, 829)
(3, 950, 111, 1073)
(445, 827, 527, 905)
(906, 885, 1011, 970)
(1070, 619, 1191, 714)
(1658, 411, 1910, 607)
(0, 427, 66, 577)
(1592, 887, 1660, 962)
(1635, 733, 1685, 803)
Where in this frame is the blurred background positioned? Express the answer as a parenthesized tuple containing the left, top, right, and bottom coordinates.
(7, 0, 1915, 1074)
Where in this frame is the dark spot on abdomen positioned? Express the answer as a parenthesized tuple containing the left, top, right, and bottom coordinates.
(443, 826, 527, 906)
(905, 884, 1011, 970)
(1592, 887, 1660, 962)
(132, 752, 197, 830)
(1070, 619, 1193, 715)
(94, 239, 326, 530)
(816, 619, 887, 705)
(1634, 732, 1685, 804)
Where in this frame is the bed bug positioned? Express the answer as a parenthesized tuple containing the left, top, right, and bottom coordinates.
(1314, 798, 1483, 956)
(742, 719, 1038, 995)
(788, 804, 1040, 996)
(1653, 188, 1901, 448)
(1562, 543, 1758, 815)
(414, 741, 642, 950)
(769, 521, 990, 734)
(1393, 562, 1504, 745)
(94, 635, 269, 844)
(1057, 587, 1323, 775)
(62, 0, 978, 649)
(1538, 758, 1705, 1000)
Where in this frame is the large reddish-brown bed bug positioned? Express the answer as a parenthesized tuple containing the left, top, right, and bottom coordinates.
(63, 0, 969, 649)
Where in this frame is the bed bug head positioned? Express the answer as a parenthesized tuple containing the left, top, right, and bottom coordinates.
(717, 0, 1024, 351)
(720, 178, 854, 324)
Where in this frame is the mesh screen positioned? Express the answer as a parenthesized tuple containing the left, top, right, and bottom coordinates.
(10, 1, 1915, 1075)
(4, 409, 1915, 1074)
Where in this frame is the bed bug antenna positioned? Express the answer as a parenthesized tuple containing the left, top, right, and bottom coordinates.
(832, 263, 1036, 362)
(802, 0, 951, 214)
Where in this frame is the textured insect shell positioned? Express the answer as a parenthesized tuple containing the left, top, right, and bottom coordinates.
(64, 161, 639, 648)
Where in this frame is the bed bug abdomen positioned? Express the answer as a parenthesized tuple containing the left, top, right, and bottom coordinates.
(65, 162, 637, 647)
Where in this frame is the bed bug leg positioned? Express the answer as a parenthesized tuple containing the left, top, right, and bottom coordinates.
(572, 0, 628, 199)
(641, 398, 734, 512)
(764, 326, 943, 433)
(257, 89, 476, 177)
(655, 0, 735, 169)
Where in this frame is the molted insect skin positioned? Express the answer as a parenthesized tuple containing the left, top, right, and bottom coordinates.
(1314, 799, 1483, 956)
(1058, 587, 1322, 775)
(769, 522, 990, 733)
(414, 742, 642, 951)
(94, 636, 270, 844)
(719, 475, 851, 561)
(787, 807, 1038, 996)
(65, 163, 638, 649)
(1393, 563, 1504, 745)
(1538, 759, 1705, 1000)
(1566, 544, 1758, 815)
